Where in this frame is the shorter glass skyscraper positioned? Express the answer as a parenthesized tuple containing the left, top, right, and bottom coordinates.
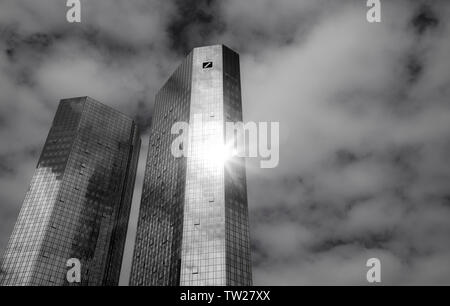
(0, 96, 140, 286)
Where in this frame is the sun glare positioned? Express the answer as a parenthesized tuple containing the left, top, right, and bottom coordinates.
(199, 141, 237, 167)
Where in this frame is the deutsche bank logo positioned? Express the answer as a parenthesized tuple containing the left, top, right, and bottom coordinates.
(202, 61, 213, 69)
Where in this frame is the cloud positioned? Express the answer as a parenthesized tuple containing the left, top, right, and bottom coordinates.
(239, 0, 450, 284)
(1, 0, 450, 285)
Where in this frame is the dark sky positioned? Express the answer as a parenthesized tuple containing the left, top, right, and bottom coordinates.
(1, 0, 450, 285)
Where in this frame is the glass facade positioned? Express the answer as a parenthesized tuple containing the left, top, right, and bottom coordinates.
(130, 51, 192, 286)
(130, 45, 252, 286)
(222, 47, 252, 286)
(0, 97, 140, 286)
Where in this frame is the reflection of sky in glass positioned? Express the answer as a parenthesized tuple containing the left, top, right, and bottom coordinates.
(130, 52, 193, 286)
(0, 166, 61, 285)
(130, 45, 251, 286)
(222, 46, 252, 286)
(0, 97, 140, 286)
(180, 45, 226, 286)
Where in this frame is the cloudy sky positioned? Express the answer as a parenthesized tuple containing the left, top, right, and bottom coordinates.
(1, 0, 450, 285)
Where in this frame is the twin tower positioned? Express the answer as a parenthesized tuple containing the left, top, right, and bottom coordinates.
(0, 45, 252, 286)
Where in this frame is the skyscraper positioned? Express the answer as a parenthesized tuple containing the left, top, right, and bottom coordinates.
(0, 97, 140, 286)
(130, 45, 252, 286)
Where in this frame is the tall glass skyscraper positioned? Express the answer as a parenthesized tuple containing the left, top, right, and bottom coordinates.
(0, 97, 140, 286)
(130, 45, 252, 286)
